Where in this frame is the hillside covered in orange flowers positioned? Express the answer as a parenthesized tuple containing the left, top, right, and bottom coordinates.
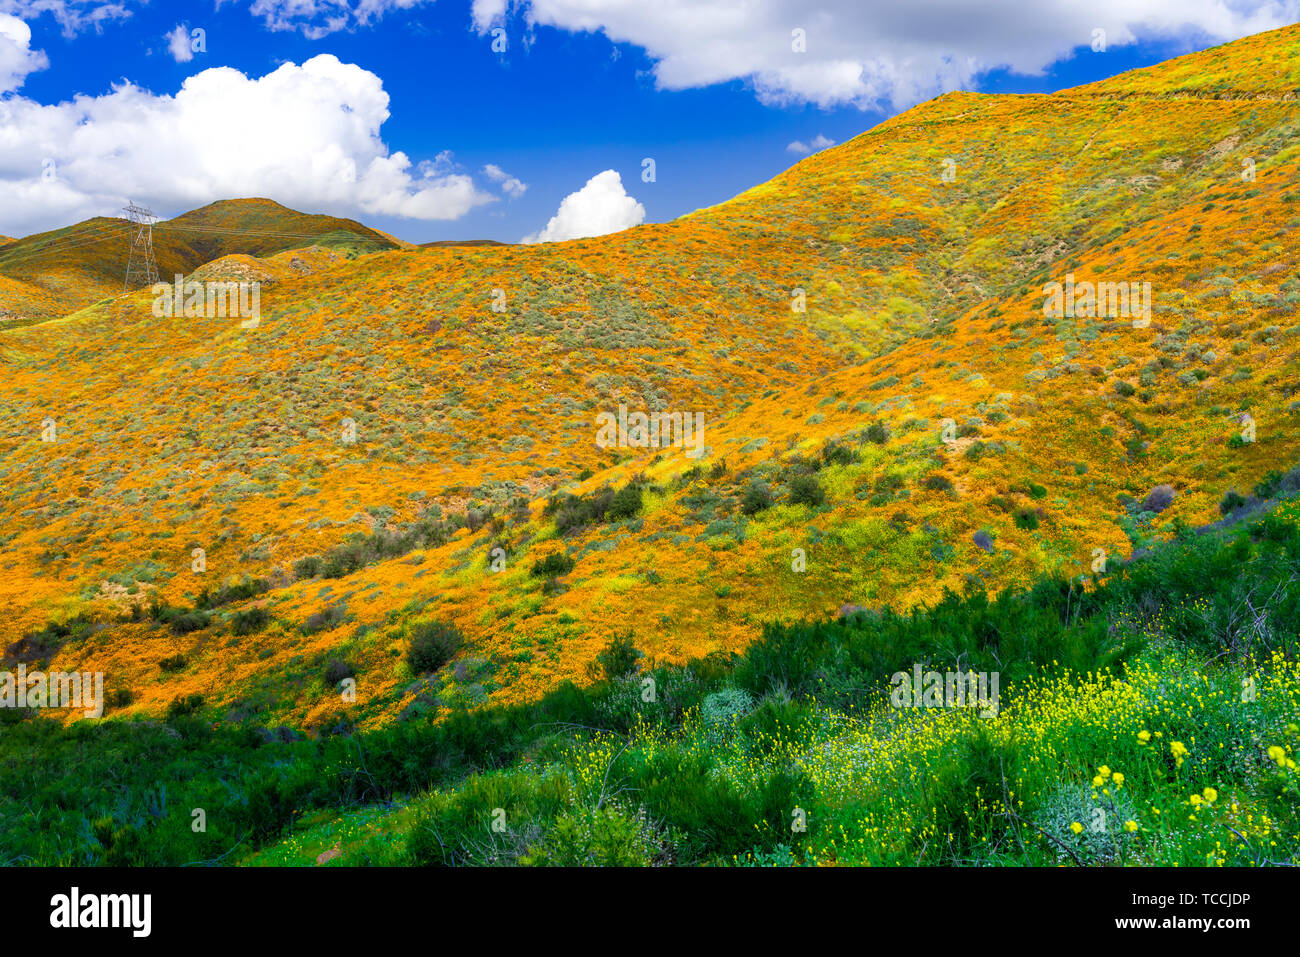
(0, 198, 396, 327)
(2, 24, 1300, 732)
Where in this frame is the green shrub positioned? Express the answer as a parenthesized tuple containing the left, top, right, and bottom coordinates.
(520, 804, 665, 866)
(1014, 507, 1041, 531)
(231, 607, 270, 635)
(324, 658, 354, 686)
(197, 578, 269, 609)
(1035, 781, 1139, 865)
(166, 693, 204, 719)
(821, 441, 857, 466)
(741, 480, 773, 515)
(302, 603, 347, 635)
(408, 621, 465, 673)
(787, 474, 825, 507)
(923, 474, 954, 493)
(530, 551, 575, 577)
(608, 483, 643, 520)
(547, 486, 616, 534)
(702, 687, 755, 728)
(594, 633, 643, 680)
(293, 555, 322, 580)
(1254, 466, 1300, 500)
(1219, 490, 1250, 516)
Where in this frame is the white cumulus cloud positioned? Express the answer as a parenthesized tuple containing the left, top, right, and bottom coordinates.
(483, 0, 1300, 110)
(787, 133, 835, 154)
(523, 169, 645, 243)
(0, 52, 497, 236)
(0, 12, 47, 93)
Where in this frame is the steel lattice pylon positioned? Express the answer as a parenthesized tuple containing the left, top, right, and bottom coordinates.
(123, 202, 159, 291)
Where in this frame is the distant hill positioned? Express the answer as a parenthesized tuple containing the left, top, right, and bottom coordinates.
(2, 25, 1299, 730)
(419, 239, 510, 248)
(0, 198, 398, 325)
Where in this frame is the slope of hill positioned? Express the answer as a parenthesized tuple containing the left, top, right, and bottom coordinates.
(0, 198, 398, 324)
(3, 494, 1297, 865)
(1, 25, 1299, 733)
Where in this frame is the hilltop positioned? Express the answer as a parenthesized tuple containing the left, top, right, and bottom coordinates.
(0, 198, 397, 326)
(1, 24, 1299, 732)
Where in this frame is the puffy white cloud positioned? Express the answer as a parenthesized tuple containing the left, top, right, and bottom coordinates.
(523, 169, 644, 243)
(787, 133, 835, 154)
(0, 12, 46, 93)
(0, 53, 497, 236)
(483, 162, 527, 198)
(482, 0, 1300, 109)
(165, 24, 193, 63)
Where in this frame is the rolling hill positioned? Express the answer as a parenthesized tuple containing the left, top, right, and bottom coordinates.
(1, 24, 1299, 736)
(0, 198, 398, 326)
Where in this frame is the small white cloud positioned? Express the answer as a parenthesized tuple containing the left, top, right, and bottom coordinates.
(165, 24, 193, 63)
(0, 13, 48, 94)
(483, 162, 527, 198)
(1, 1, 134, 38)
(249, 0, 432, 38)
(787, 133, 836, 154)
(523, 169, 645, 244)
(470, 0, 507, 31)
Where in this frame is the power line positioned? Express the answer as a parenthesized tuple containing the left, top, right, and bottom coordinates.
(0, 222, 129, 270)
(123, 202, 160, 290)
(0, 214, 392, 275)
(159, 222, 391, 244)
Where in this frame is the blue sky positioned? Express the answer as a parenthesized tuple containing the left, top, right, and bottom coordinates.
(1, 1, 1296, 242)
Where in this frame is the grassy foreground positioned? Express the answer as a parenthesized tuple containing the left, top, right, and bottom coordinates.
(2, 499, 1298, 866)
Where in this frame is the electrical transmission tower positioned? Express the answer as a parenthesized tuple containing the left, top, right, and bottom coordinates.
(123, 202, 159, 290)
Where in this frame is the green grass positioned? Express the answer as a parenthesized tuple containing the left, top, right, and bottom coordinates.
(2, 498, 1298, 866)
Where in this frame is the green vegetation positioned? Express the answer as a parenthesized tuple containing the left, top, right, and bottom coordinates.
(3, 498, 1296, 866)
(407, 621, 466, 674)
